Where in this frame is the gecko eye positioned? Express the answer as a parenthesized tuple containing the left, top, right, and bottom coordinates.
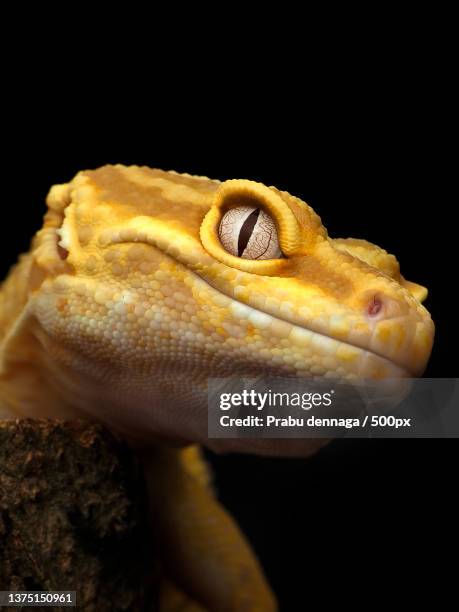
(218, 206, 282, 260)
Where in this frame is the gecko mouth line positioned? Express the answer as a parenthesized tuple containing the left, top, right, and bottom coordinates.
(201, 286, 411, 378)
(113, 239, 411, 377)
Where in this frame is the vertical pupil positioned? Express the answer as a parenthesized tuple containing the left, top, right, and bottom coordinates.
(238, 208, 260, 257)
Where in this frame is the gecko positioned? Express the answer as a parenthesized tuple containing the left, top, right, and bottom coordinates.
(0, 165, 434, 611)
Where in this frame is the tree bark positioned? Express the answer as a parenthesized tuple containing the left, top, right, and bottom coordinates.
(0, 419, 159, 611)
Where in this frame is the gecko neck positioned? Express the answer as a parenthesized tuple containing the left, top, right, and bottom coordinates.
(0, 262, 188, 448)
(0, 254, 79, 419)
(0, 255, 34, 344)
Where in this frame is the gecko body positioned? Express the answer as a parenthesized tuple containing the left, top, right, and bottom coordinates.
(0, 166, 434, 610)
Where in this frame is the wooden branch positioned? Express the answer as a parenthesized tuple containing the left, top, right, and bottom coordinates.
(0, 420, 159, 611)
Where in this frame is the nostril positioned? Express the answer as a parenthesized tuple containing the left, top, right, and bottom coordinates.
(368, 296, 383, 317)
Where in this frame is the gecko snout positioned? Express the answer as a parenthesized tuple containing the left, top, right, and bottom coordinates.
(363, 291, 434, 376)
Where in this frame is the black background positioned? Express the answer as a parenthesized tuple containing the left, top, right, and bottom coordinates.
(2, 59, 455, 610)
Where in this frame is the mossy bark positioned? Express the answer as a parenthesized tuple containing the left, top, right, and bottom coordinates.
(0, 419, 159, 611)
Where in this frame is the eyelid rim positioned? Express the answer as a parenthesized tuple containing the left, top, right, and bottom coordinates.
(200, 179, 301, 272)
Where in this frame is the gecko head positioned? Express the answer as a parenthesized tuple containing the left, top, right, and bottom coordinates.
(31, 166, 434, 443)
(197, 179, 434, 379)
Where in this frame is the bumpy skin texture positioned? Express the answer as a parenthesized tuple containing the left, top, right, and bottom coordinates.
(0, 166, 434, 610)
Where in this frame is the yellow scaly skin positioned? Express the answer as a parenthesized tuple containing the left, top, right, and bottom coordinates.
(0, 166, 434, 611)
